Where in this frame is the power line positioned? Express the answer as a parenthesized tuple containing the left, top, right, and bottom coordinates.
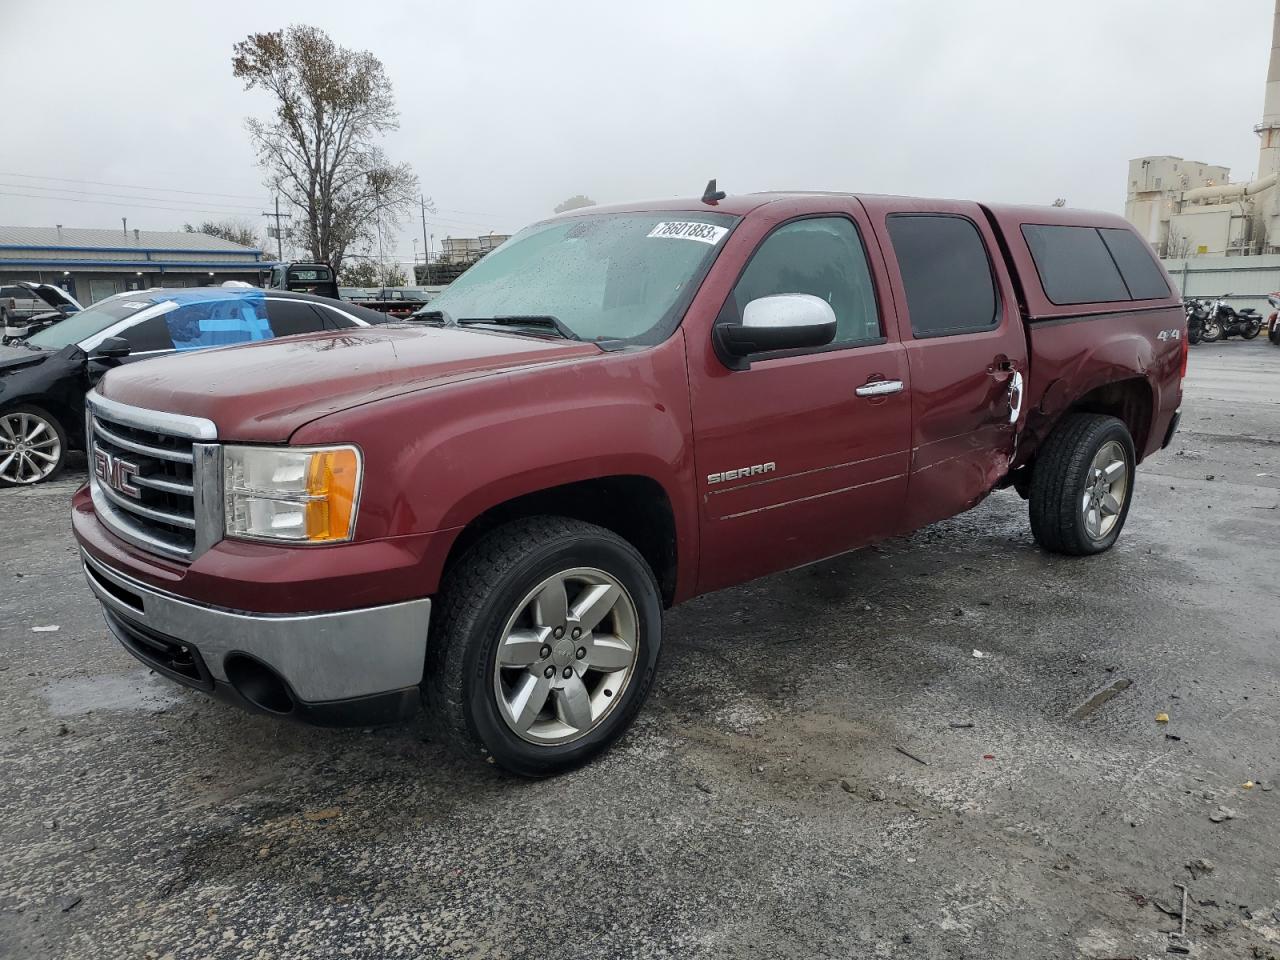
(0, 190, 279, 220)
(0, 182, 264, 214)
(0, 171, 269, 202)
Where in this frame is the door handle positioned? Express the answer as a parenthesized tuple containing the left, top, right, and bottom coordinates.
(855, 379, 904, 398)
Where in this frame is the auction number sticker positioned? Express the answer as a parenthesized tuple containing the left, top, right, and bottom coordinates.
(647, 221, 729, 245)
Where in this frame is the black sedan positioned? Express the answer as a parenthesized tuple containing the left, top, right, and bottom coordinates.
(0, 286, 390, 486)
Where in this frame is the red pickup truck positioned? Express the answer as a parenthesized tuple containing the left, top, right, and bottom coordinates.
(73, 191, 1185, 776)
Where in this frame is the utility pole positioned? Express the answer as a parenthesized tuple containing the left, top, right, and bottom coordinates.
(420, 195, 432, 285)
(261, 196, 291, 263)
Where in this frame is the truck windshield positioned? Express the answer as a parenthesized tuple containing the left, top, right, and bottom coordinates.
(25, 297, 153, 350)
(424, 212, 738, 344)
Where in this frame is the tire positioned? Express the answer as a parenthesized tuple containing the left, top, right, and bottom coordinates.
(0, 405, 67, 487)
(1270, 325, 1280, 346)
(1242, 320, 1262, 340)
(1188, 325, 1202, 345)
(424, 516, 663, 777)
(1201, 319, 1222, 342)
(1029, 413, 1136, 556)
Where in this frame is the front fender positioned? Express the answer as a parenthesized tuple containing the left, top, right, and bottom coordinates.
(292, 333, 699, 594)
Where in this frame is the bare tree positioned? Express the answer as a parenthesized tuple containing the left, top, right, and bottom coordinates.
(183, 219, 262, 249)
(232, 26, 418, 271)
(554, 195, 596, 214)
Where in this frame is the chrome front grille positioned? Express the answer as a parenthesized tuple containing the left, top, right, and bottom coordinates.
(86, 393, 221, 563)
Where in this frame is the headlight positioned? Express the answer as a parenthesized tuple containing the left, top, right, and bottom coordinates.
(223, 445, 362, 544)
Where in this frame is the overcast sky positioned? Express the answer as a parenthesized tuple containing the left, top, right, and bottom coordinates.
(2, 0, 1274, 268)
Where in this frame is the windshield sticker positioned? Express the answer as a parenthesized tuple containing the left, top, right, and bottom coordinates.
(647, 221, 729, 245)
(121, 301, 151, 309)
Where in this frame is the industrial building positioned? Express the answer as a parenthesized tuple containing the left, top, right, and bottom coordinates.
(1124, 0, 1280, 310)
(0, 226, 274, 305)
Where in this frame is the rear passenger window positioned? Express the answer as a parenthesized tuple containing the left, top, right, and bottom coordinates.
(265, 299, 326, 336)
(1099, 228, 1170, 300)
(165, 296, 274, 351)
(887, 215, 998, 337)
(1020, 225, 1130, 305)
(722, 217, 881, 346)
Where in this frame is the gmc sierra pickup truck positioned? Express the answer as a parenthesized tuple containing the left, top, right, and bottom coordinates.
(72, 191, 1185, 776)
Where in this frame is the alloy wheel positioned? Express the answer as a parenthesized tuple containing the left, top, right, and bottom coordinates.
(0, 411, 61, 485)
(492, 566, 640, 745)
(1081, 440, 1128, 541)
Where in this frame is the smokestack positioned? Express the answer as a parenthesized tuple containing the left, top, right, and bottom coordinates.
(1258, 0, 1280, 178)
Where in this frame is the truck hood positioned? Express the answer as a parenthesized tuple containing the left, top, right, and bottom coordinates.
(19, 283, 83, 314)
(96, 325, 602, 441)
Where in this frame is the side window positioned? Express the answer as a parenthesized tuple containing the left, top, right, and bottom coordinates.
(722, 217, 880, 346)
(887, 214, 999, 338)
(1020, 225, 1130, 305)
(123, 315, 177, 353)
(314, 305, 360, 329)
(266, 299, 327, 336)
(165, 297, 275, 351)
(1099, 228, 1170, 300)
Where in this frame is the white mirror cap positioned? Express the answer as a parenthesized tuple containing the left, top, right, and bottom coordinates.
(742, 293, 837, 329)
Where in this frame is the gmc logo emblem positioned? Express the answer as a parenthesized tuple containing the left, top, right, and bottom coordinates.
(93, 448, 141, 499)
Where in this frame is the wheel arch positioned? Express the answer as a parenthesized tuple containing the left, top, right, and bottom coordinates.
(439, 474, 681, 607)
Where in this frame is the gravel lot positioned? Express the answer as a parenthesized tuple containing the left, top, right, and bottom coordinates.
(2, 339, 1278, 960)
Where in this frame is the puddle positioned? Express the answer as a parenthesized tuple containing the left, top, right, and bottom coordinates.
(43, 671, 183, 716)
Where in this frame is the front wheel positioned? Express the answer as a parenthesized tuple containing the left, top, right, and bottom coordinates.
(1029, 413, 1136, 556)
(1201, 319, 1222, 342)
(424, 517, 662, 777)
(0, 405, 67, 487)
(1188, 324, 1202, 345)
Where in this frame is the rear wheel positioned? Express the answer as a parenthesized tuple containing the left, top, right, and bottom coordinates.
(1242, 319, 1262, 340)
(0, 406, 66, 487)
(1029, 414, 1135, 556)
(424, 516, 662, 777)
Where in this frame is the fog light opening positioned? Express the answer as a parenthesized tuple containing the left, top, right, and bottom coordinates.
(225, 654, 295, 715)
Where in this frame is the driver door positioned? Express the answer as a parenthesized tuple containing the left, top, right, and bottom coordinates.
(692, 205, 912, 593)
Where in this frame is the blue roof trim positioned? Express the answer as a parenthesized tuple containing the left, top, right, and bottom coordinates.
(0, 259, 277, 269)
(0, 244, 264, 256)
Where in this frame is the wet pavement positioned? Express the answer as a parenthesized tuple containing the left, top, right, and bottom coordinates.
(1, 338, 1278, 959)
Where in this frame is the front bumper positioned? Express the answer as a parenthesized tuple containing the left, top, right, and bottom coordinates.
(81, 550, 431, 725)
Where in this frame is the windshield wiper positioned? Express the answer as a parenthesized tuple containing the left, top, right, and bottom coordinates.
(407, 308, 456, 326)
(457, 315, 580, 341)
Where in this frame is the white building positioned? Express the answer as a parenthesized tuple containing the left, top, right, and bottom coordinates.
(1125, 0, 1280, 258)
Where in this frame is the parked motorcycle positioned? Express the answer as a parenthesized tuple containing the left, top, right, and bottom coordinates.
(1202, 294, 1263, 342)
(1184, 298, 1209, 345)
(1267, 292, 1280, 346)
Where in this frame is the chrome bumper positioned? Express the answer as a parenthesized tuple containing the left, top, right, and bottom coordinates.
(80, 550, 431, 702)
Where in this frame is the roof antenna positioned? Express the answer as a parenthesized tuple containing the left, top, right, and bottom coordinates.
(701, 178, 726, 205)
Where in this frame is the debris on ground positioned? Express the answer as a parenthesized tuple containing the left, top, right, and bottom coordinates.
(1208, 806, 1237, 823)
(31, 625, 59, 633)
(1242, 781, 1254, 789)
(56, 895, 81, 913)
(893, 745, 929, 766)
(1185, 858, 1215, 880)
(302, 807, 341, 822)
(1069, 678, 1133, 721)
(971, 649, 986, 659)
(839, 778, 855, 794)
(948, 721, 975, 729)
(1156, 713, 1170, 723)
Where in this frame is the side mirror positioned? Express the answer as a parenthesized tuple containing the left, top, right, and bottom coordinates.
(714, 294, 837, 369)
(92, 337, 131, 360)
